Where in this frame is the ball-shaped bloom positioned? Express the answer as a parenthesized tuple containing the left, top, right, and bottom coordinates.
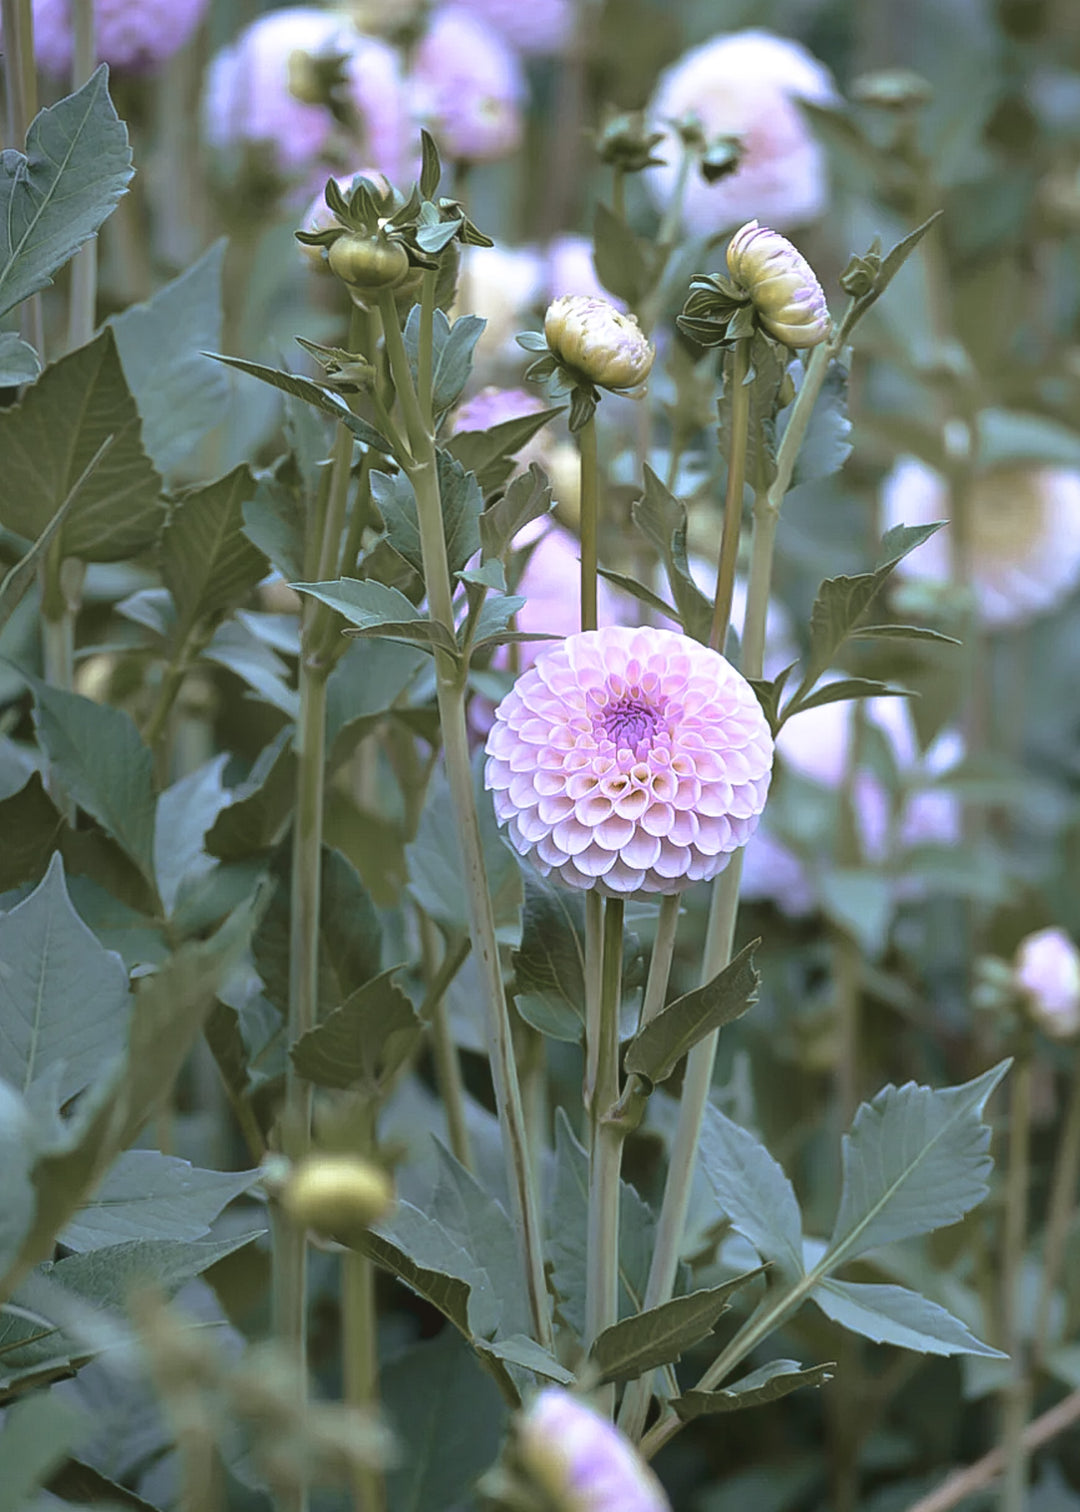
(408, 5, 526, 163)
(726, 221, 830, 348)
(881, 458, 1080, 629)
(485, 626, 773, 896)
(1014, 928, 1080, 1040)
(202, 8, 409, 183)
(644, 29, 836, 238)
(281, 1154, 395, 1236)
(544, 295, 655, 393)
(11, 0, 209, 74)
(452, 0, 574, 56)
(515, 1389, 672, 1512)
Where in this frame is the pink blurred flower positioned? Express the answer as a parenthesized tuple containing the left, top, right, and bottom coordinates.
(15, 0, 209, 74)
(1015, 927, 1080, 1039)
(881, 458, 1080, 629)
(485, 625, 773, 896)
(202, 8, 409, 183)
(546, 233, 625, 309)
(409, 5, 526, 163)
(515, 1389, 671, 1511)
(644, 29, 836, 238)
(453, 0, 574, 56)
(452, 385, 545, 435)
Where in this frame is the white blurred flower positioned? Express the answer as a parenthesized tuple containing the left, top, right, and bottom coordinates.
(881, 458, 1080, 629)
(1015, 927, 1080, 1039)
(409, 5, 526, 163)
(644, 29, 837, 238)
(456, 244, 546, 362)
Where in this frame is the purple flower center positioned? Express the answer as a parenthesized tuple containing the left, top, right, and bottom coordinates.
(595, 694, 664, 755)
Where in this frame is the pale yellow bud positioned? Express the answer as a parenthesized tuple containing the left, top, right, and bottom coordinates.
(281, 1155, 394, 1236)
(543, 295, 655, 392)
(726, 220, 829, 348)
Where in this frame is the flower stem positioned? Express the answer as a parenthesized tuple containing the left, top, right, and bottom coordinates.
(343, 1248, 384, 1512)
(586, 896, 625, 1418)
(419, 915, 474, 1171)
(639, 893, 681, 1029)
(417, 270, 437, 431)
(579, 414, 600, 633)
(1, 0, 44, 356)
(999, 1040, 1034, 1512)
(709, 339, 751, 654)
(375, 287, 553, 1350)
(66, 0, 98, 354)
(1033, 1041, 1080, 1368)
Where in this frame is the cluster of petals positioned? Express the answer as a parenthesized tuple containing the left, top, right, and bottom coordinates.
(515, 1389, 672, 1512)
(544, 295, 655, 393)
(881, 457, 1080, 628)
(485, 626, 773, 897)
(726, 220, 830, 348)
(409, 5, 526, 163)
(1014, 927, 1080, 1040)
(16, 0, 209, 74)
(644, 29, 837, 237)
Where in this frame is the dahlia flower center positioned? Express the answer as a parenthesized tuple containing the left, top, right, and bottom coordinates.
(591, 686, 667, 757)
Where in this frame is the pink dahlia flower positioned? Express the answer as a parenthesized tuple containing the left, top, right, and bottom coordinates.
(452, 385, 545, 436)
(644, 29, 836, 238)
(452, 0, 574, 56)
(1015, 927, 1080, 1040)
(409, 5, 526, 163)
(202, 8, 409, 183)
(19, 0, 209, 74)
(881, 457, 1080, 629)
(516, 1388, 672, 1511)
(485, 626, 773, 896)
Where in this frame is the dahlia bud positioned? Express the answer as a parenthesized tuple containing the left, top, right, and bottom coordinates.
(725, 221, 830, 348)
(543, 295, 655, 393)
(1014, 928, 1080, 1040)
(327, 232, 411, 292)
(280, 1155, 394, 1236)
(503, 1389, 672, 1511)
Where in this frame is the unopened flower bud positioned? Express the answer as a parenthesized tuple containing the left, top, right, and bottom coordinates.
(851, 68, 933, 111)
(699, 134, 743, 184)
(327, 233, 411, 292)
(596, 110, 667, 174)
(509, 1389, 672, 1510)
(1014, 927, 1080, 1040)
(725, 220, 830, 348)
(281, 1155, 394, 1236)
(543, 295, 655, 393)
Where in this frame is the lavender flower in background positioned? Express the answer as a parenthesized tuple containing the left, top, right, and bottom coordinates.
(644, 29, 837, 237)
(880, 458, 1080, 628)
(485, 625, 773, 896)
(512, 1388, 672, 1511)
(547, 233, 625, 309)
(12, 0, 210, 74)
(453, 0, 575, 56)
(409, 5, 526, 163)
(202, 7, 409, 184)
(1014, 927, 1080, 1039)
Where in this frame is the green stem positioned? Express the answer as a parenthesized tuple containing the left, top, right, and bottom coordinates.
(343, 1249, 384, 1512)
(420, 917, 474, 1171)
(66, 0, 97, 354)
(586, 896, 625, 1419)
(639, 893, 681, 1030)
(999, 1042, 1033, 1512)
(579, 414, 600, 633)
(583, 890, 605, 1137)
(611, 166, 626, 221)
(417, 269, 437, 431)
(1033, 1041, 1080, 1368)
(376, 287, 553, 1350)
(767, 340, 834, 512)
(709, 339, 751, 653)
(2, 0, 44, 356)
(638, 139, 696, 334)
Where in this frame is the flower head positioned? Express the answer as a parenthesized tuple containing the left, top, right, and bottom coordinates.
(409, 5, 526, 163)
(644, 29, 836, 237)
(453, 0, 574, 55)
(543, 295, 655, 392)
(514, 1389, 672, 1511)
(16, 0, 209, 74)
(485, 626, 773, 897)
(281, 1154, 395, 1237)
(726, 221, 830, 347)
(1014, 928, 1080, 1039)
(881, 458, 1080, 628)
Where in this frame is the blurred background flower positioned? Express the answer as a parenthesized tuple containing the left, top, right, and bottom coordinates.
(408, 4, 526, 165)
(8, 0, 211, 74)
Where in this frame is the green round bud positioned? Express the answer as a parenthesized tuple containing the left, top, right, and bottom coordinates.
(281, 1155, 394, 1236)
(328, 233, 411, 293)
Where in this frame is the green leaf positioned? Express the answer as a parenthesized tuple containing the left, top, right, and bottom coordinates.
(0, 1083, 36, 1279)
(475, 1333, 575, 1386)
(825, 1062, 1009, 1267)
(819, 870, 895, 959)
(292, 577, 458, 656)
(325, 638, 426, 767)
(624, 939, 760, 1088)
(478, 463, 553, 561)
(784, 678, 912, 723)
(204, 729, 296, 862)
(28, 678, 157, 884)
(973, 408, 1080, 471)
(360, 1203, 488, 1337)
(449, 412, 561, 497)
(0, 1391, 89, 1512)
(0, 66, 133, 321)
(153, 755, 230, 916)
(202, 619, 299, 720)
(593, 202, 655, 304)
(718, 332, 784, 495)
(0, 331, 40, 385)
(290, 968, 420, 1092)
(0, 328, 163, 561)
(429, 1143, 535, 1340)
(632, 466, 712, 643)
(844, 211, 943, 336)
(242, 465, 305, 584)
(596, 567, 679, 623)
(370, 467, 422, 571)
(511, 874, 587, 1043)
(162, 465, 266, 643)
(468, 592, 530, 652)
(698, 1102, 804, 1282)
(208, 354, 388, 450)
(875, 521, 946, 573)
(436, 449, 483, 575)
(0, 854, 130, 1103)
(382, 1330, 507, 1512)
(673, 1359, 834, 1420)
(404, 308, 485, 415)
(851, 624, 961, 647)
(59, 1151, 258, 1251)
(406, 767, 522, 941)
(811, 1277, 1003, 1357)
(591, 1274, 764, 1384)
(0, 774, 64, 891)
(786, 358, 852, 490)
(109, 242, 230, 473)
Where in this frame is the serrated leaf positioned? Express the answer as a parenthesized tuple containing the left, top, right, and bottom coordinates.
(404, 308, 485, 415)
(699, 1102, 804, 1282)
(205, 730, 295, 862)
(0, 328, 163, 561)
(0, 67, 133, 320)
(0, 1390, 89, 1512)
(624, 939, 760, 1088)
(593, 202, 655, 304)
(208, 354, 388, 450)
(0, 774, 64, 891)
(360, 1203, 487, 1337)
(370, 467, 422, 572)
(811, 1276, 1003, 1357)
(109, 242, 230, 473)
(596, 567, 678, 623)
(851, 624, 961, 646)
(511, 874, 587, 1042)
(0, 331, 40, 385)
(28, 678, 156, 883)
(591, 1274, 764, 1384)
(429, 1143, 535, 1340)
(632, 466, 712, 643)
(874, 521, 946, 573)
(325, 638, 426, 767)
(153, 755, 230, 915)
(59, 1152, 258, 1251)
(673, 1359, 834, 1420)
(475, 1333, 575, 1385)
(0, 854, 130, 1104)
(162, 465, 266, 643)
(290, 968, 420, 1092)
(786, 357, 851, 490)
(241, 458, 307, 583)
(825, 1062, 1010, 1267)
(406, 767, 522, 939)
(203, 619, 299, 718)
(468, 592, 530, 652)
(450, 413, 561, 497)
(292, 577, 458, 656)
(783, 678, 912, 723)
(719, 332, 784, 494)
